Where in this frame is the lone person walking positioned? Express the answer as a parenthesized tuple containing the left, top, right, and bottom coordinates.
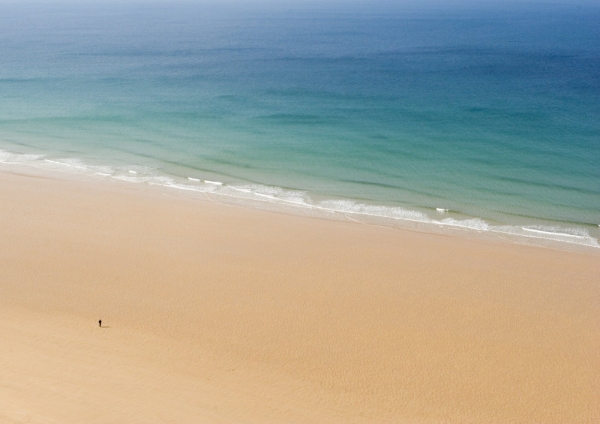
(99, 319, 102, 328)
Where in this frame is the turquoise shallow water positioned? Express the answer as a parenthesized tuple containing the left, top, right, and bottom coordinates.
(1, 2, 599, 248)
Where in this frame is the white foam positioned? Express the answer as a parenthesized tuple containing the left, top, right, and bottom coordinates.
(145, 176, 178, 185)
(231, 187, 252, 194)
(38, 158, 118, 177)
(318, 199, 430, 222)
(487, 225, 600, 248)
(0, 150, 44, 164)
(1, 148, 597, 250)
(113, 175, 141, 182)
(165, 183, 211, 192)
(44, 158, 87, 170)
(522, 227, 586, 239)
(192, 186, 600, 248)
(254, 193, 276, 199)
(437, 217, 490, 231)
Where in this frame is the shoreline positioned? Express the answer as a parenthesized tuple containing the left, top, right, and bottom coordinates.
(1, 168, 599, 423)
(1, 149, 598, 253)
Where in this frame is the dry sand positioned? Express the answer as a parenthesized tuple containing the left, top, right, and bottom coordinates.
(0, 169, 599, 423)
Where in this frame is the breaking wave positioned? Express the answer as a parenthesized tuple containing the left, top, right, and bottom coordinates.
(1, 149, 598, 250)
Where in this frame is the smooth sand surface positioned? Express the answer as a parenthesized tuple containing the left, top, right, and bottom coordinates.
(0, 169, 599, 423)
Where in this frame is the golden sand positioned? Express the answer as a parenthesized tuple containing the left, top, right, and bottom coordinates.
(0, 169, 598, 423)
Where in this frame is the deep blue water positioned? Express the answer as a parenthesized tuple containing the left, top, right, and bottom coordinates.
(1, 1, 599, 248)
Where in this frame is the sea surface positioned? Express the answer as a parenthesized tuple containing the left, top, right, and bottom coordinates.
(1, 1, 599, 249)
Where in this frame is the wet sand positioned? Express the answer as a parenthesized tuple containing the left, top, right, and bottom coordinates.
(0, 169, 598, 423)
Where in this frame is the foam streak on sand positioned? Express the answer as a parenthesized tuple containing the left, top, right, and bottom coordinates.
(0, 169, 599, 423)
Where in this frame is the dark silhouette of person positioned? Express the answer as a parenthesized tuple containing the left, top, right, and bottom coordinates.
(99, 319, 102, 328)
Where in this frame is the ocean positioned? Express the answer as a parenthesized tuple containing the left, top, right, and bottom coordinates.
(1, 1, 599, 249)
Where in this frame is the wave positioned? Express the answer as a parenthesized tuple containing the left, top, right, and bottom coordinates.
(1, 149, 598, 250)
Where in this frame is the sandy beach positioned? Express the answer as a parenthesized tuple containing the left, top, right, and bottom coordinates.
(0, 168, 598, 423)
